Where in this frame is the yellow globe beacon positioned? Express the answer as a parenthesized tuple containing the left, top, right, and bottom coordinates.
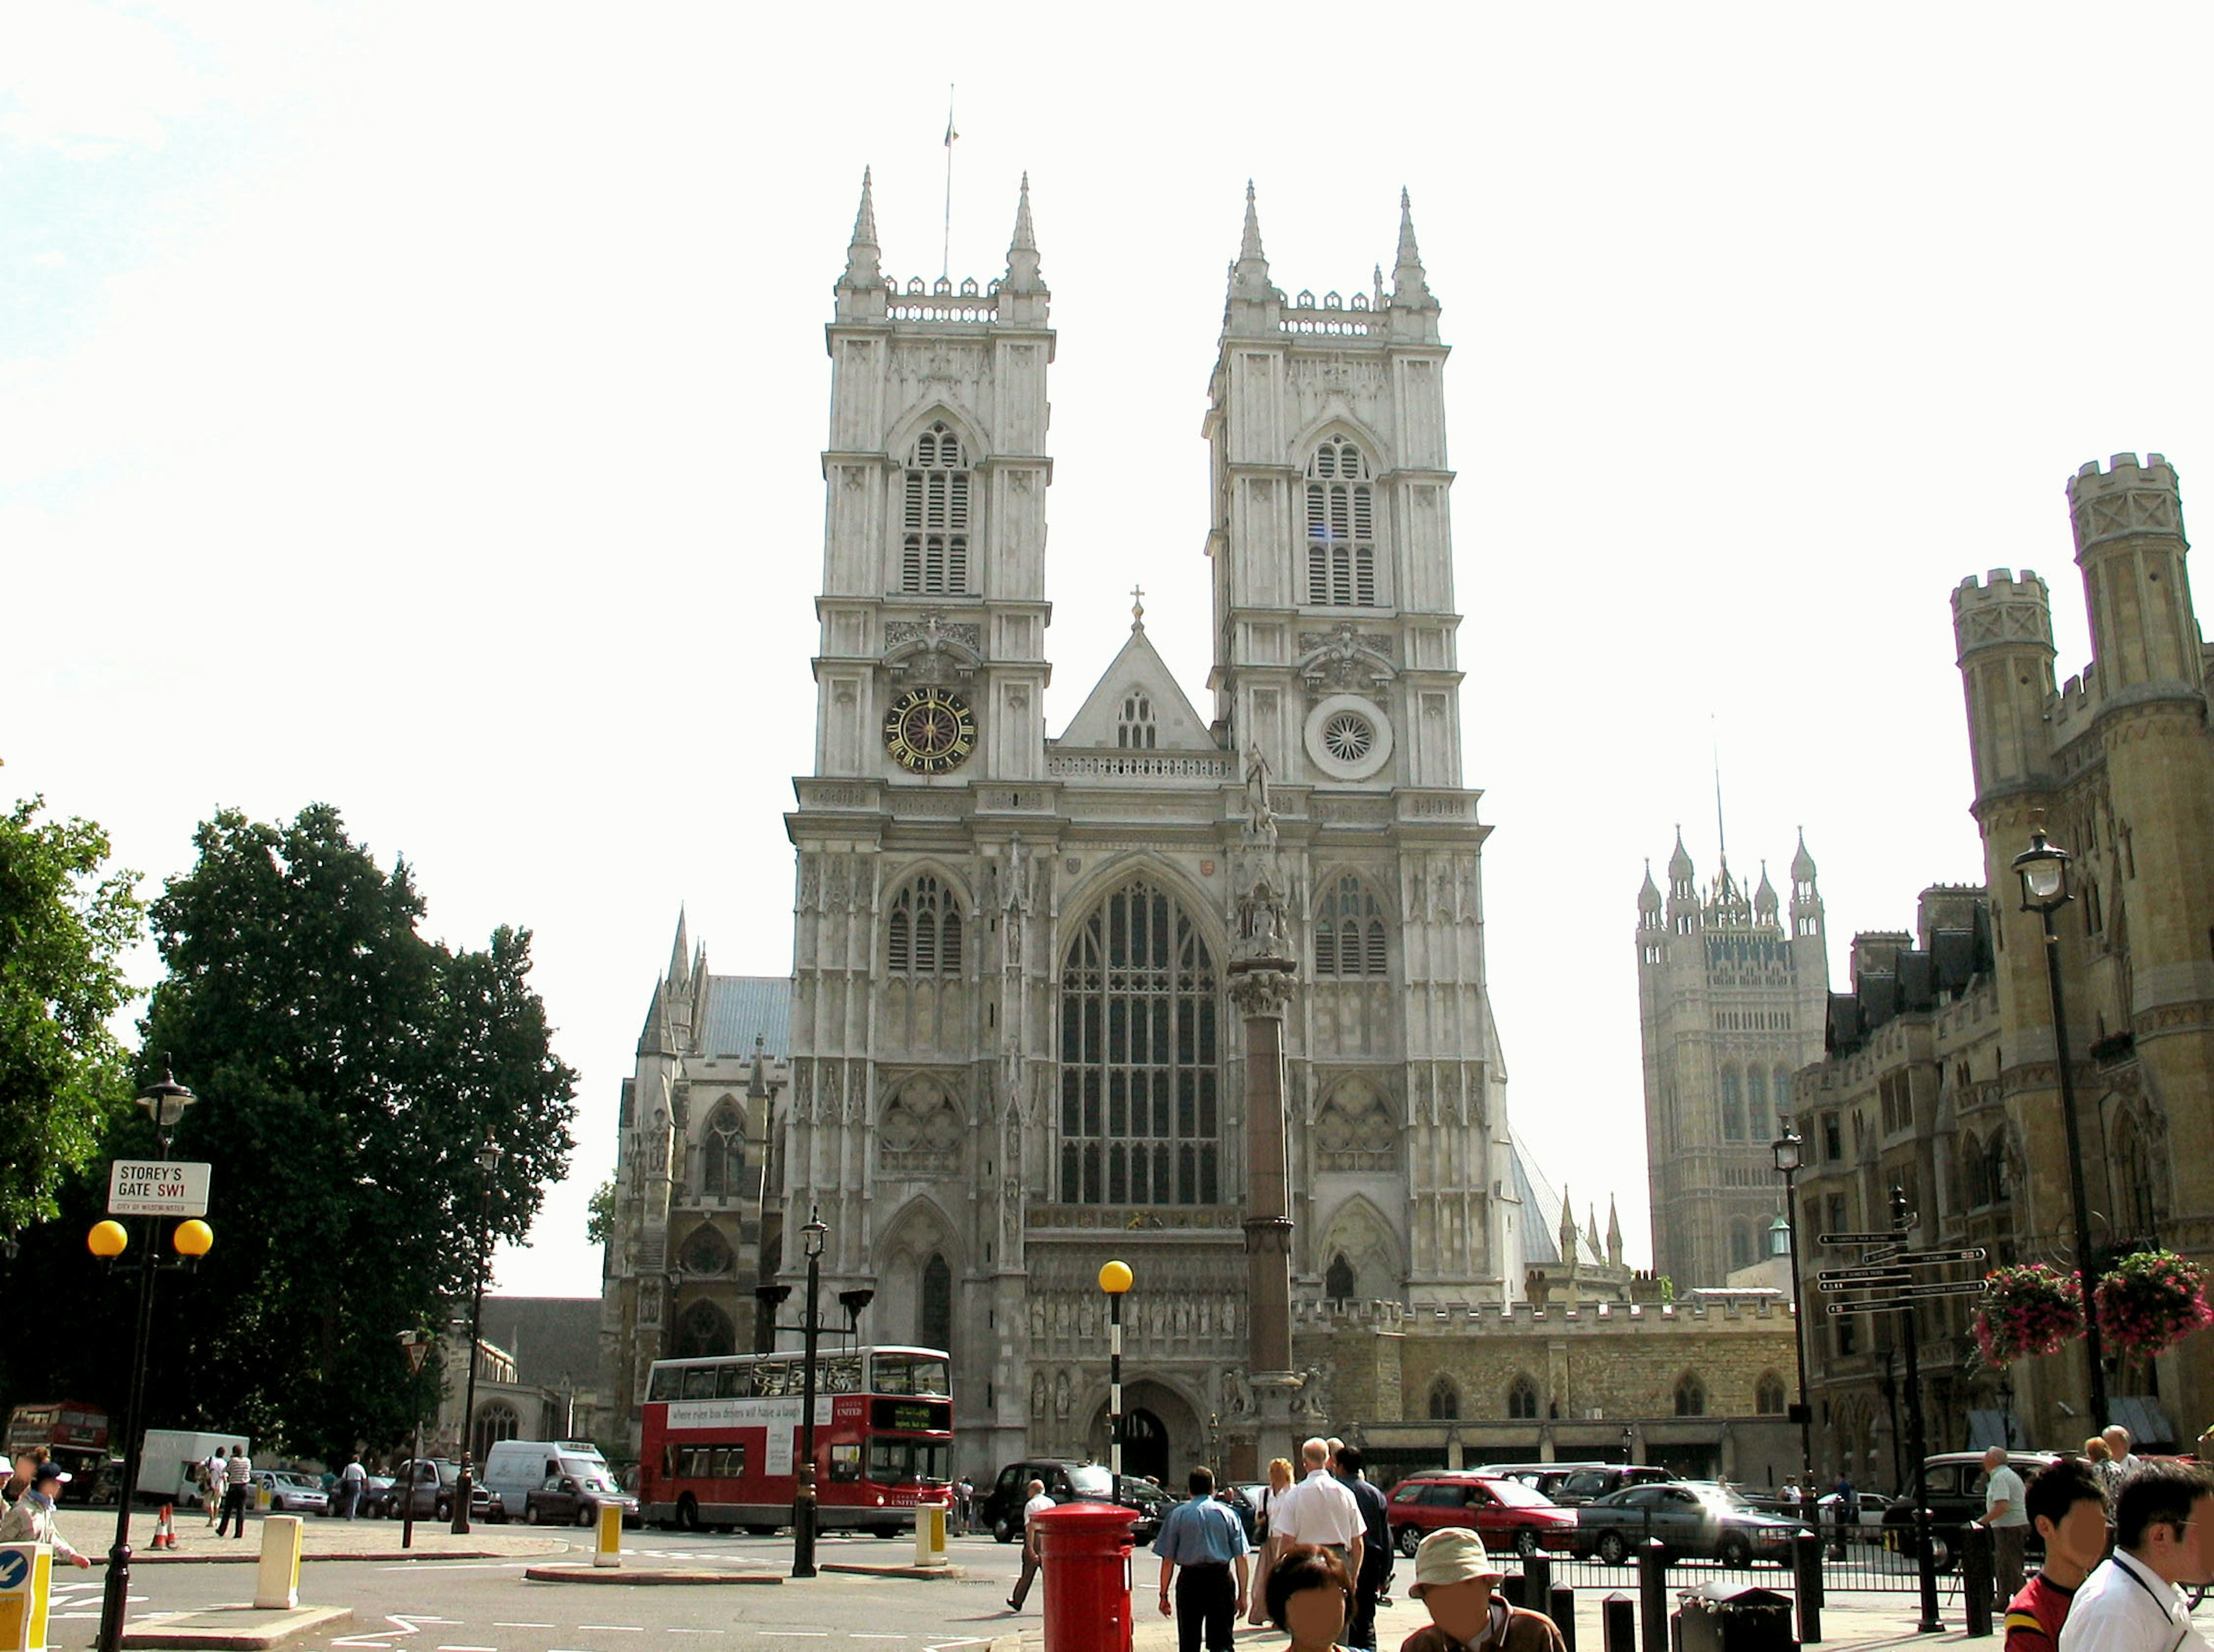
(1098, 1259, 1134, 1295)
(174, 1219, 214, 1258)
(88, 1220, 128, 1259)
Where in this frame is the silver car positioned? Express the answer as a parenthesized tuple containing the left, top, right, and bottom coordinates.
(253, 1470, 330, 1514)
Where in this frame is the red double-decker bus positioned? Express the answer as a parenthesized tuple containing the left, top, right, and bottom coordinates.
(638, 1345, 951, 1536)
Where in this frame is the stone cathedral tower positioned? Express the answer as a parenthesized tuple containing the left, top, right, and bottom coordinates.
(604, 176, 1524, 1478)
(1636, 833, 1831, 1288)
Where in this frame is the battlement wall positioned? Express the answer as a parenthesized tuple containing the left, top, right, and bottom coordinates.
(2068, 452, 2185, 556)
(1952, 569, 2055, 661)
(1296, 1295, 1791, 1333)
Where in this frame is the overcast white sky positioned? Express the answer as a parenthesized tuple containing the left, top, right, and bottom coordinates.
(9, 4, 2213, 1298)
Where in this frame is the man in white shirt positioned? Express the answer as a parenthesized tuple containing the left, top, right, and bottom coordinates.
(1006, 1479, 1056, 1613)
(1270, 1438, 1365, 1583)
(2057, 1460, 2213, 1652)
(2098, 1427, 2140, 1504)
(1980, 1447, 2031, 1610)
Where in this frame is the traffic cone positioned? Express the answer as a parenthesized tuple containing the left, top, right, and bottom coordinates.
(153, 1503, 176, 1549)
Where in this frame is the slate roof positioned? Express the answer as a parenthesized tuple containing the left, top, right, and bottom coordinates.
(478, 1296, 603, 1393)
(1511, 1132, 1605, 1268)
(700, 976, 792, 1059)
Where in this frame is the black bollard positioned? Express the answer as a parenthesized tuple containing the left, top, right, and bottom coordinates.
(1603, 1592, 1637, 1652)
(1638, 1538, 1669, 1652)
(1793, 1529, 1824, 1646)
(1961, 1522, 1994, 1639)
(1504, 1572, 1528, 1608)
(1551, 1585, 1578, 1652)
(1528, 1554, 1554, 1602)
(1914, 1506, 1943, 1635)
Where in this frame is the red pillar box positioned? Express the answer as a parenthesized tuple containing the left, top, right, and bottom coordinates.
(1034, 1502, 1138, 1652)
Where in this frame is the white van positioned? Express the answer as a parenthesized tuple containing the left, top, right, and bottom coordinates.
(481, 1440, 613, 1519)
(139, 1430, 249, 1507)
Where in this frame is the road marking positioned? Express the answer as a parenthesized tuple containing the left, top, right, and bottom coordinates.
(496, 1624, 557, 1630)
(436, 1644, 499, 1649)
(578, 1627, 646, 1634)
(665, 1631, 725, 1636)
(850, 1636, 908, 1641)
(759, 1635, 830, 1640)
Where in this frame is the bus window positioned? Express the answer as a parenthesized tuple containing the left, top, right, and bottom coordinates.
(865, 1437, 950, 1484)
(713, 1446, 747, 1478)
(649, 1366, 684, 1402)
(871, 1352, 950, 1398)
(716, 1365, 754, 1400)
(682, 1366, 718, 1400)
(661, 1446, 677, 1480)
(755, 1360, 789, 1397)
(823, 1355, 862, 1394)
(829, 1444, 861, 1484)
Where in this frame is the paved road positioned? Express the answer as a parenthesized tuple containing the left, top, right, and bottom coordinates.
(50, 1532, 1035, 1652)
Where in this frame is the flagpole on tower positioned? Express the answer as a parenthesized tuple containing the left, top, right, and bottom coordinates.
(941, 84, 958, 282)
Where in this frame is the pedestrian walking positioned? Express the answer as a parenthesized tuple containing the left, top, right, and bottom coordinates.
(1005, 1478, 1054, 1612)
(952, 1475, 973, 1537)
(1249, 1457, 1296, 1627)
(202, 1451, 226, 1526)
(1979, 1446, 2031, 1609)
(1264, 1545, 1355, 1652)
(1270, 1439, 1366, 1588)
(217, 1444, 252, 1537)
(0, 1463, 92, 1568)
(1154, 1466, 1252, 1652)
(1332, 1445, 1393, 1652)
(2057, 1460, 2214, 1652)
(2094, 1427, 2137, 1506)
(2, 1448, 49, 1516)
(2004, 1460, 2108, 1652)
(1398, 1529, 1567, 1652)
(338, 1453, 367, 1519)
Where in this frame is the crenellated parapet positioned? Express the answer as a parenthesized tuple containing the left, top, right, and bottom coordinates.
(1951, 568, 2055, 663)
(2067, 452, 2185, 555)
(1293, 1293, 1790, 1330)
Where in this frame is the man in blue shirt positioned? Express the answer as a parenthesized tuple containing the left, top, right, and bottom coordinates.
(1154, 1466, 1252, 1652)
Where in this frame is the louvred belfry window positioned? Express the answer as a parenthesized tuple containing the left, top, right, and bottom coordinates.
(1305, 436, 1377, 607)
(1313, 874, 1389, 978)
(887, 876, 963, 977)
(1059, 881, 1220, 1206)
(901, 423, 971, 595)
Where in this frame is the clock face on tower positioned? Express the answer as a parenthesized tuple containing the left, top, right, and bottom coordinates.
(883, 687, 976, 774)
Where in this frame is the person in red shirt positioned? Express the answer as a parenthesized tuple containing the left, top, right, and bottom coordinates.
(2005, 1458, 2111, 1652)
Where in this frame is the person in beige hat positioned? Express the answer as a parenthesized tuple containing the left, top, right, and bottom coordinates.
(1399, 1529, 1565, 1652)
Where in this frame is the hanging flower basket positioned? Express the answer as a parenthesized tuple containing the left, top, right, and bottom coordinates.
(1975, 1264, 2083, 1364)
(2097, 1250, 2213, 1357)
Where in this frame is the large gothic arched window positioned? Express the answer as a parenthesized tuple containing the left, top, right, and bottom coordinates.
(673, 1300, 735, 1359)
(1059, 880, 1219, 1206)
(920, 1254, 953, 1353)
(900, 422, 970, 595)
(1313, 875, 1388, 978)
(1719, 1067, 1745, 1140)
(1507, 1374, 1540, 1420)
(887, 876, 963, 976)
(699, 1099, 746, 1198)
(1305, 436, 1377, 606)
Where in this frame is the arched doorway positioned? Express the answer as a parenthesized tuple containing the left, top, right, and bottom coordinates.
(1088, 1378, 1204, 1483)
(1121, 1409, 1170, 1485)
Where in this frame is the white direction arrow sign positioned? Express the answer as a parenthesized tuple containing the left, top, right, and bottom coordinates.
(107, 1160, 211, 1219)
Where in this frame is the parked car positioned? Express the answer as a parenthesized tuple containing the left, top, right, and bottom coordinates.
(1880, 1453, 2058, 1570)
(251, 1470, 329, 1515)
(1572, 1482, 1799, 1568)
(381, 1458, 500, 1523)
(524, 1471, 641, 1528)
(980, 1459, 1164, 1544)
(1549, 1465, 1682, 1507)
(1471, 1462, 1609, 1502)
(353, 1475, 396, 1517)
(1816, 1489, 1893, 1530)
(1385, 1472, 1579, 1560)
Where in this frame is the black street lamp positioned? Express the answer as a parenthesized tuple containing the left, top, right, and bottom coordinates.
(2012, 826, 2110, 1434)
(793, 1207, 829, 1578)
(452, 1132, 503, 1534)
(1771, 1129, 1815, 1508)
(1891, 1182, 1941, 1635)
(95, 1068, 210, 1652)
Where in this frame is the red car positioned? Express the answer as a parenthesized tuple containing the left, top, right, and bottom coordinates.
(1385, 1472, 1579, 1559)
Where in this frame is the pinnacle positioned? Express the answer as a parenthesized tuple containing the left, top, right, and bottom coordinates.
(1240, 179, 1266, 265)
(1011, 171, 1037, 252)
(1392, 187, 1433, 307)
(850, 167, 878, 251)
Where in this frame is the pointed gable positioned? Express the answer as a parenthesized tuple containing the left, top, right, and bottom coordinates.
(1055, 626, 1214, 752)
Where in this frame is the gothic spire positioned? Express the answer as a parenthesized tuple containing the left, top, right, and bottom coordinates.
(1241, 179, 1266, 263)
(667, 907, 691, 986)
(1606, 1196, 1624, 1266)
(841, 167, 881, 288)
(1791, 827, 1819, 884)
(1391, 186, 1434, 308)
(1229, 180, 1272, 304)
(1003, 171, 1044, 293)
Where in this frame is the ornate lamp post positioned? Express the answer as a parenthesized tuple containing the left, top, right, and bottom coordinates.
(1771, 1129, 1814, 1504)
(1100, 1261, 1133, 1498)
(94, 1067, 210, 1652)
(793, 1207, 828, 1578)
(452, 1131, 503, 1534)
(2012, 826, 2109, 1433)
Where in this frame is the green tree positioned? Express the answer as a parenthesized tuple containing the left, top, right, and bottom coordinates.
(585, 1178, 616, 1249)
(0, 797, 142, 1238)
(135, 804, 578, 1457)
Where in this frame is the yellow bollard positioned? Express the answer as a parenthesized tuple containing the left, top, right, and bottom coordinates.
(593, 1502, 623, 1569)
(911, 1498, 948, 1569)
(254, 1515, 303, 1610)
(0, 1544, 52, 1652)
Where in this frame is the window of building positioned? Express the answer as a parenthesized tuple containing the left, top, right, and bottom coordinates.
(471, 1401, 519, 1465)
(1755, 1373, 1787, 1415)
(920, 1254, 953, 1353)
(1834, 1315, 1859, 1357)
(887, 876, 963, 976)
(899, 422, 971, 595)
(1314, 875, 1389, 978)
(1729, 1219, 1754, 1272)
(1325, 1253, 1357, 1303)
(680, 1224, 733, 1276)
(1304, 436, 1377, 606)
(1720, 1068, 1744, 1140)
(1428, 1376, 1460, 1420)
(1507, 1374, 1540, 1420)
(1746, 1067, 1769, 1142)
(673, 1299, 736, 1359)
(1821, 1112, 1843, 1161)
(1116, 693, 1158, 750)
(1059, 880, 1220, 1206)
(699, 1100, 746, 1198)
(2119, 1116, 2160, 1240)
(1674, 1375, 1707, 1417)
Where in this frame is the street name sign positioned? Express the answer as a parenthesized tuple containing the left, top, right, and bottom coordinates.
(107, 1160, 211, 1219)
(1885, 1247, 1989, 1266)
(1817, 1273, 1910, 1292)
(1818, 1232, 1904, 1247)
(1817, 1263, 1919, 1283)
(1824, 1280, 1991, 1314)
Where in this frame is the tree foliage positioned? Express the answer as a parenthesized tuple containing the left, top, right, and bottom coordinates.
(0, 797, 142, 1236)
(121, 804, 579, 1457)
(585, 1178, 615, 1249)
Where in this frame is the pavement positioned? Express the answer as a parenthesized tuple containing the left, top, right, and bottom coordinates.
(38, 1524, 2214, 1652)
(55, 1508, 570, 1564)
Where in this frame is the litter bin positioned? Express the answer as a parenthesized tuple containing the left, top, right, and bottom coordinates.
(1034, 1502, 1138, 1652)
(1673, 1580, 1795, 1652)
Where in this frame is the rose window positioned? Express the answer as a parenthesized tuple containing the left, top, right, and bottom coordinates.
(1321, 711, 1376, 764)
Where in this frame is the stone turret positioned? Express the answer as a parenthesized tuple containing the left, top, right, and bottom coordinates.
(2068, 454, 2202, 699)
(1952, 569, 2058, 803)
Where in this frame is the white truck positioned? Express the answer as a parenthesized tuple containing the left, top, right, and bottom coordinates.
(138, 1430, 250, 1507)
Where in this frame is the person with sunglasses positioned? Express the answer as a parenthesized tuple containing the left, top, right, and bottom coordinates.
(2058, 1461, 2214, 1652)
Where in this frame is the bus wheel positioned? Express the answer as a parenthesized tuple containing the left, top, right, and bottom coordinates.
(873, 1526, 898, 1540)
(676, 1495, 700, 1533)
(744, 1524, 778, 1537)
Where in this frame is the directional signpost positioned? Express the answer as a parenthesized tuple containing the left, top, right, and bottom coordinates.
(1817, 1198, 1987, 1634)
